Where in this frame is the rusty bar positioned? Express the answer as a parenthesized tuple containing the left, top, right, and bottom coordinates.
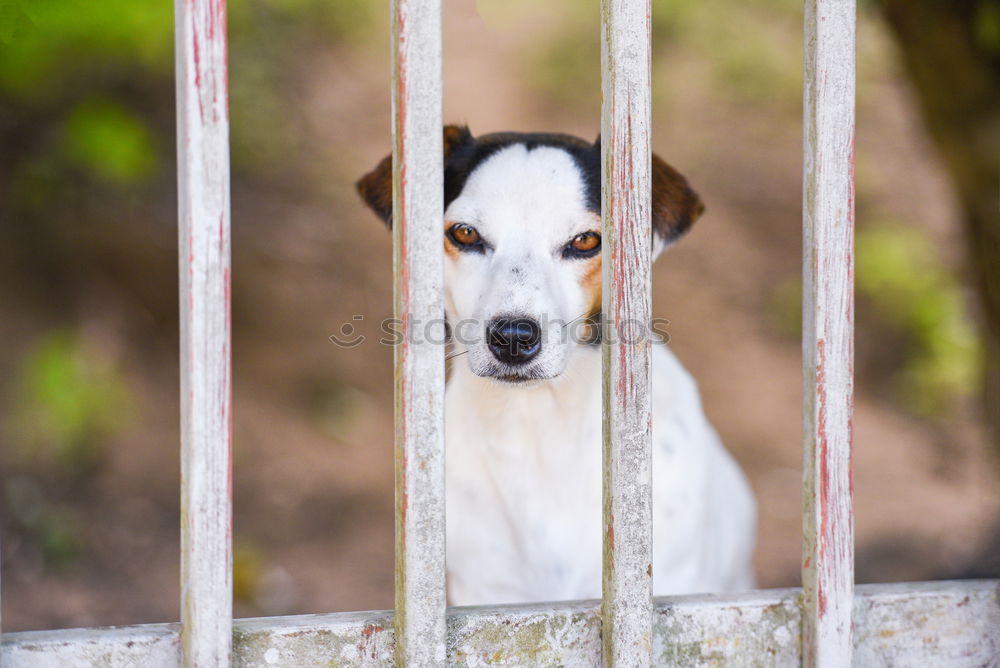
(802, 0, 856, 665)
(175, 0, 234, 664)
(600, 0, 654, 665)
(391, 0, 446, 664)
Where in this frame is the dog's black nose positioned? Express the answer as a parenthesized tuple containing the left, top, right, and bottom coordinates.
(487, 317, 542, 366)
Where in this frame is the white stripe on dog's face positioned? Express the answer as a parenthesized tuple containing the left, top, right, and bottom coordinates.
(444, 144, 601, 383)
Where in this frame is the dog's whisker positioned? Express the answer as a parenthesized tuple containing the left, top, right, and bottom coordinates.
(565, 310, 595, 326)
(446, 350, 469, 362)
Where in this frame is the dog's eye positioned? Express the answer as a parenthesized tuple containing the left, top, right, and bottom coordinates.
(563, 232, 601, 258)
(571, 232, 600, 252)
(447, 223, 485, 252)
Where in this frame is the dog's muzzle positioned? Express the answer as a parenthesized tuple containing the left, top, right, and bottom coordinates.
(486, 316, 542, 366)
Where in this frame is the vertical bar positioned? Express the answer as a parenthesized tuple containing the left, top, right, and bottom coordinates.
(175, 0, 233, 665)
(802, 0, 856, 665)
(391, 0, 446, 665)
(600, 0, 653, 665)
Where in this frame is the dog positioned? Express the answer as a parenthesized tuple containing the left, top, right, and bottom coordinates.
(357, 126, 756, 605)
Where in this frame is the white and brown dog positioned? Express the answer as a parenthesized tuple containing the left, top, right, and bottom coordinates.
(358, 126, 755, 606)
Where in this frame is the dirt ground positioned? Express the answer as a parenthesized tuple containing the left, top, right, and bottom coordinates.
(2, 1, 998, 631)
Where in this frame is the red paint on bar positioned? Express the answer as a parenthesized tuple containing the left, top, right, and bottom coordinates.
(601, 3, 654, 662)
(192, 29, 202, 93)
(226, 413, 233, 556)
(213, 0, 227, 114)
(361, 624, 385, 639)
(191, 27, 205, 122)
(206, 0, 223, 39)
(178, 0, 233, 663)
(616, 329, 628, 399)
(816, 337, 829, 616)
(187, 232, 195, 312)
(848, 413, 855, 499)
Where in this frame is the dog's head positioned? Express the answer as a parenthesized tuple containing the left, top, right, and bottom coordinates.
(357, 126, 704, 385)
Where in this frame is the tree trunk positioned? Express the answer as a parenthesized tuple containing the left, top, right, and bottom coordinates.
(878, 0, 1000, 460)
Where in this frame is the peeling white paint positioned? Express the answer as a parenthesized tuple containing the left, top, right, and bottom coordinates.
(6, 582, 995, 666)
(601, 0, 654, 664)
(174, 0, 233, 665)
(390, 0, 447, 665)
(802, 1, 856, 666)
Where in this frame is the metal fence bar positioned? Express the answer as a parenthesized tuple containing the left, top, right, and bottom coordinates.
(390, 0, 446, 664)
(802, 0, 856, 665)
(175, 0, 234, 664)
(600, 0, 654, 665)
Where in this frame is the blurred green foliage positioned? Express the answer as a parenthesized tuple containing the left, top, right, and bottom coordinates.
(524, 0, 802, 113)
(7, 332, 133, 474)
(0, 0, 376, 201)
(0, 0, 378, 467)
(64, 99, 158, 185)
(974, 0, 1000, 52)
(857, 223, 981, 417)
(0, 0, 174, 100)
(769, 224, 981, 419)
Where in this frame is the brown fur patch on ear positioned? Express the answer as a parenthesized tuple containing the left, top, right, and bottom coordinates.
(356, 153, 394, 225)
(355, 125, 474, 228)
(443, 124, 472, 159)
(651, 153, 705, 246)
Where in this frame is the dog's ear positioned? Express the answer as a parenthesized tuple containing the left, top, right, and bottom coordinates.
(355, 124, 474, 227)
(590, 136, 705, 256)
(650, 152, 704, 254)
(442, 124, 473, 157)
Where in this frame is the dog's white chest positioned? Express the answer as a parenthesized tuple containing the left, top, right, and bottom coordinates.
(445, 385, 604, 604)
(444, 346, 757, 606)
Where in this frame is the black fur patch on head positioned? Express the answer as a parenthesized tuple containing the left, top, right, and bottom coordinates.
(443, 130, 602, 214)
(356, 124, 476, 226)
(356, 126, 704, 248)
(590, 136, 705, 247)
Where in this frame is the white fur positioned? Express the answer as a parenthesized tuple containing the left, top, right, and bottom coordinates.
(440, 143, 756, 605)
